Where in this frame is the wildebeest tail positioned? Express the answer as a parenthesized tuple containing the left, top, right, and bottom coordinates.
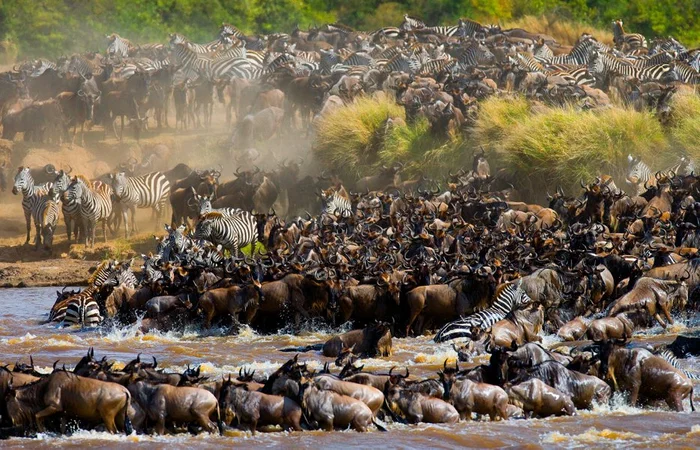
(373, 418, 388, 432)
(123, 392, 133, 435)
(279, 343, 324, 353)
(216, 404, 224, 435)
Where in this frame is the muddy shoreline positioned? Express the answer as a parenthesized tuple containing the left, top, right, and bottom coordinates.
(0, 259, 94, 287)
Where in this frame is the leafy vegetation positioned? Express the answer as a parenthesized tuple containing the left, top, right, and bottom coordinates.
(0, 0, 698, 59)
(314, 93, 700, 198)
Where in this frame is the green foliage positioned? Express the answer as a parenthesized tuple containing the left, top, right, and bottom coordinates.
(1, 0, 698, 58)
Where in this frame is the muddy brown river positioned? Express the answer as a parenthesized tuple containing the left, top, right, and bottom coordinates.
(1, 287, 698, 449)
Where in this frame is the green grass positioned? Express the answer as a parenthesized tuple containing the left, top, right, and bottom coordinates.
(314, 94, 404, 177)
(313, 92, 700, 198)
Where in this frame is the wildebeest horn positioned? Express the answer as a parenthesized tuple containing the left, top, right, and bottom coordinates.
(152, 357, 157, 368)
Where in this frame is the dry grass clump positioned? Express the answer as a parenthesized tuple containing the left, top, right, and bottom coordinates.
(314, 95, 404, 177)
(504, 15, 614, 46)
(668, 92, 700, 160)
(485, 101, 668, 193)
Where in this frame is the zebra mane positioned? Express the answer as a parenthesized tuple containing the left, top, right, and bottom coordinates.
(72, 174, 93, 188)
(201, 211, 225, 220)
(88, 260, 111, 285)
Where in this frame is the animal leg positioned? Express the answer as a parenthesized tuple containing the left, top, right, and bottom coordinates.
(24, 210, 31, 244)
(102, 412, 118, 433)
(660, 303, 674, 326)
(653, 313, 667, 329)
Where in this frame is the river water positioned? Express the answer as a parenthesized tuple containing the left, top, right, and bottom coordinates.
(1, 287, 698, 449)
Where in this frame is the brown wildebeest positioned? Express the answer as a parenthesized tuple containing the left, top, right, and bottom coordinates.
(385, 383, 459, 424)
(598, 341, 695, 412)
(489, 304, 544, 349)
(314, 374, 384, 415)
(219, 379, 302, 433)
(447, 378, 509, 421)
(128, 380, 222, 434)
(300, 380, 376, 431)
(607, 277, 688, 329)
(507, 379, 576, 417)
(5, 370, 132, 434)
(557, 316, 591, 341)
(507, 343, 572, 368)
(511, 360, 611, 409)
(197, 284, 262, 328)
(586, 313, 634, 341)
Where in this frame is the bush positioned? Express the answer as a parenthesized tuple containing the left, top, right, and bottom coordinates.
(503, 14, 614, 46)
(313, 95, 404, 178)
(668, 92, 700, 161)
(480, 99, 670, 195)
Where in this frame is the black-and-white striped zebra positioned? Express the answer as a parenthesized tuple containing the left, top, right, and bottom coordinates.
(196, 193, 241, 218)
(321, 189, 352, 217)
(106, 33, 136, 58)
(626, 155, 689, 194)
(589, 50, 677, 84)
(220, 23, 245, 39)
(194, 211, 257, 255)
(52, 169, 83, 242)
(169, 33, 225, 54)
(674, 61, 700, 85)
(103, 259, 139, 289)
(400, 14, 426, 31)
(657, 349, 700, 380)
(612, 20, 647, 50)
(65, 176, 113, 247)
(12, 167, 52, 244)
(33, 189, 61, 250)
(433, 282, 533, 342)
(51, 260, 116, 326)
(109, 171, 171, 237)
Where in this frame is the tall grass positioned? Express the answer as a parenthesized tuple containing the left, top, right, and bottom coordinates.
(668, 92, 700, 160)
(313, 92, 700, 198)
(503, 15, 614, 46)
(313, 95, 404, 177)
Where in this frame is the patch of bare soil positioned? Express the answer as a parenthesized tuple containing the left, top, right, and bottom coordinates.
(0, 259, 95, 287)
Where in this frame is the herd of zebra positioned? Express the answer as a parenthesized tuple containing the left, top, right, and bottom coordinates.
(0, 14, 697, 151)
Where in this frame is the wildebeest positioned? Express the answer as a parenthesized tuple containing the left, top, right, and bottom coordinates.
(313, 374, 385, 414)
(128, 380, 222, 434)
(506, 379, 576, 417)
(447, 378, 509, 421)
(385, 383, 459, 424)
(219, 378, 302, 432)
(598, 341, 695, 411)
(4, 370, 132, 434)
(299, 379, 376, 431)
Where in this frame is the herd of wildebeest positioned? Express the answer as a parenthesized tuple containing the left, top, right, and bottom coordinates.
(1, 13, 700, 440)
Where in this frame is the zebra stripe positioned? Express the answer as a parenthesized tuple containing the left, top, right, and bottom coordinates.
(33, 189, 61, 249)
(50, 260, 115, 323)
(66, 176, 113, 247)
(401, 14, 426, 31)
(12, 167, 52, 244)
(197, 195, 242, 218)
(63, 288, 103, 328)
(658, 349, 700, 380)
(194, 211, 258, 255)
(626, 155, 687, 194)
(106, 34, 135, 58)
(322, 191, 352, 216)
(110, 171, 171, 237)
(103, 260, 139, 289)
(434, 282, 532, 342)
(612, 20, 647, 50)
(52, 170, 82, 242)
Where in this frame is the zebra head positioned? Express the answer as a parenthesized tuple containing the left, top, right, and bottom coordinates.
(110, 172, 129, 198)
(12, 166, 32, 196)
(65, 177, 85, 205)
(169, 224, 191, 255)
(52, 168, 72, 194)
(77, 76, 101, 121)
(626, 154, 646, 187)
(197, 194, 214, 217)
(512, 283, 533, 308)
(194, 217, 214, 240)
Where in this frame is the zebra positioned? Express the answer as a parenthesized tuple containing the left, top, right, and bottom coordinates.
(12, 167, 52, 244)
(379, 54, 421, 74)
(433, 282, 533, 343)
(589, 50, 677, 84)
(220, 23, 245, 39)
(52, 169, 83, 242)
(50, 260, 116, 325)
(400, 14, 426, 31)
(456, 41, 495, 67)
(196, 193, 242, 218)
(168, 33, 225, 54)
(109, 171, 171, 237)
(321, 188, 352, 217)
(657, 349, 700, 380)
(612, 20, 648, 50)
(535, 35, 597, 66)
(32, 189, 61, 250)
(103, 259, 139, 289)
(65, 176, 113, 247)
(369, 27, 401, 40)
(106, 33, 136, 58)
(194, 211, 258, 255)
(626, 155, 690, 194)
(674, 61, 700, 85)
